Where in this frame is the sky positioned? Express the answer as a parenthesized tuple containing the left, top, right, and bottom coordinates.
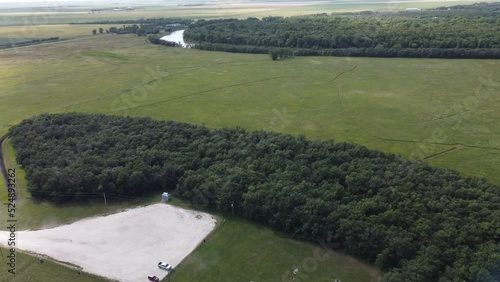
(0, 0, 102, 3)
(0, 0, 98, 2)
(0, 0, 164, 3)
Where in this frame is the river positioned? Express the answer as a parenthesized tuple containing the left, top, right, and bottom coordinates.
(160, 30, 190, 47)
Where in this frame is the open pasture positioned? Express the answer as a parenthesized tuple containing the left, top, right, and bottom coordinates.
(0, 24, 120, 41)
(0, 35, 498, 185)
(0, 247, 108, 282)
(171, 217, 382, 282)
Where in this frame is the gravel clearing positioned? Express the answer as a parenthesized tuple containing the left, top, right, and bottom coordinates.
(0, 203, 217, 282)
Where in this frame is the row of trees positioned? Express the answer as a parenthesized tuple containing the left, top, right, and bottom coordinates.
(91, 25, 143, 35)
(8, 113, 500, 281)
(74, 18, 193, 26)
(433, 2, 500, 14)
(269, 48, 293, 60)
(293, 47, 500, 59)
(183, 2, 500, 58)
(92, 28, 104, 35)
(87, 18, 194, 37)
(0, 37, 60, 49)
(190, 42, 500, 59)
(189, 42, 269, 54)
(147, 35, 180, 47)
(93, 24, 161, 36)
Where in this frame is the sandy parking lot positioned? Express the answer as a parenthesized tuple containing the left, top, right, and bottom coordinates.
(0, 204, 217, 282)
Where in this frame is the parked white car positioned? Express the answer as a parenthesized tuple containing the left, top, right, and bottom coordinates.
(158, 262, 173, 271)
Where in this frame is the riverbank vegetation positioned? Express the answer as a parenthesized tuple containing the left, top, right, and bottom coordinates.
(86, 18, 193, 37)
(184, 2, 500, 58)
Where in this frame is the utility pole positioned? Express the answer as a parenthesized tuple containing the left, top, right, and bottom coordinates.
(103, 193, 107, 207)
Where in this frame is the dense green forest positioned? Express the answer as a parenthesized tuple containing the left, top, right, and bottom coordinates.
(184, 2, 500, 58)
(8, 113, 500, 281)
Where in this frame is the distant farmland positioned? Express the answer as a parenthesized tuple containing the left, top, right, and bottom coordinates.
(0, 0, 490, 25)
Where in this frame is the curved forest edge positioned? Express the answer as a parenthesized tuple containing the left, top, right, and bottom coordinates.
(180, 2, 500, 59)
(7, 113, 500, 282)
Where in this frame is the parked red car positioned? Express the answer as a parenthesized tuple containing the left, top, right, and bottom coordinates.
(148, 275, 160, 282)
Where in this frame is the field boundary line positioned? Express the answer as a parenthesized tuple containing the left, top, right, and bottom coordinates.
(366, 128, 500, 150)
(430, 104, 490, 121)
(120, 76, 285, 112)
(0, 34, 114, 51)
(59, 67, 202, 111)
(361, 126, 500, 151)
(329, 63, 357, 82)
(423, 147, 458, 160)
(335, 82, 500, 153)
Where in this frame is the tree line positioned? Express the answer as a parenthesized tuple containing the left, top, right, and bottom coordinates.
(147, 35, 180, 47)
(8, 113, 500, 281)
(73, 18, 193, 25)
(86, 18, 193, 37)
(189, 42, 500, 59)
(183, 2, 500, 58)
(0, 37, 60, 49)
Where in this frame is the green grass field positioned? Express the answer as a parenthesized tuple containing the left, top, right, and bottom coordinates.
(0, 24, 121, 45)
(170, 217, 382, 282)
(1, 35, 498, 185)
(0, 248, 108, 282)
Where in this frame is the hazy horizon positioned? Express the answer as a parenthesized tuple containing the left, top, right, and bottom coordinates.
(0, 0, 188, 4)
(0, 0, 483, 3)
